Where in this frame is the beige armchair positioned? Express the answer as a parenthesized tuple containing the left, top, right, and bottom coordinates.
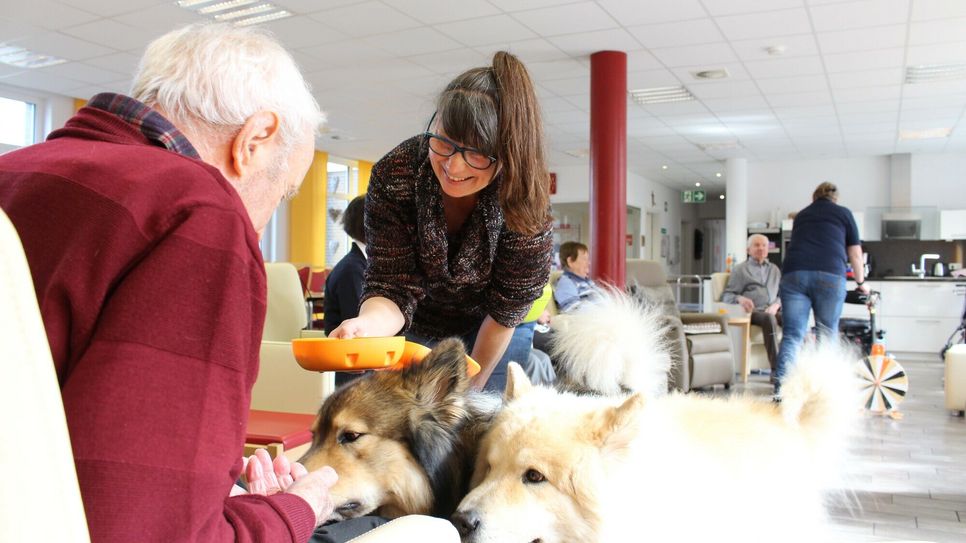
(710, 272, 777, 380)
(252, 263, 333, 415)
(626, 260, 734, 392)
(0, 209, 90, 542)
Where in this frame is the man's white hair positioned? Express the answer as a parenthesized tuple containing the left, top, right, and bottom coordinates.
(747, 233, 768, 249)
(131, 23, 324, 147)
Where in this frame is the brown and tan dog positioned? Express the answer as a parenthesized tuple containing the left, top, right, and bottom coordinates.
(299, 338, 499, 523)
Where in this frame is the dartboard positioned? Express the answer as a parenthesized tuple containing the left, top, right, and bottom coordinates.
(857, 354, 908, 412)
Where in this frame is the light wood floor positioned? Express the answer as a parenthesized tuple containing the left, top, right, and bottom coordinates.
(734, 353, 966, 542)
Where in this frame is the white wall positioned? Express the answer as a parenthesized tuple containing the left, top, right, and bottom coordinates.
(746, 156, 891, 225)
(746, 153, 966, 227)
(550, 164, 684, 273)
(910, 154, 966, 209)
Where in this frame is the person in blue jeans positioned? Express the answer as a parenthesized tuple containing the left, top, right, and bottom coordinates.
(775, 182, 868, 396)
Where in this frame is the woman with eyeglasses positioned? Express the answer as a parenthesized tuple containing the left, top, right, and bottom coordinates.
(329, 51, 552, 392)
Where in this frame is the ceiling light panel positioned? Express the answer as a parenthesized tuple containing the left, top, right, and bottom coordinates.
(178, 0, 291, 26)
(0, 44, 67, 68)
(905, 63, 966, 84)
(630, 86, 695, 105)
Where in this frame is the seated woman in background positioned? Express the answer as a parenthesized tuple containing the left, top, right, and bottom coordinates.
(323, 195, 368, 385)
(553, 241, 602, 313)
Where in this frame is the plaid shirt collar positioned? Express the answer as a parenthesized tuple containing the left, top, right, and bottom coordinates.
(86, 93, 201, 160)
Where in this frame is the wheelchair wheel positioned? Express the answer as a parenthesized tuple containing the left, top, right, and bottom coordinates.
(857, 352, 908, 412)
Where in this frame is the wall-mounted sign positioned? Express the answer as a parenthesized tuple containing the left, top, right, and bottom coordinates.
(682, 189, 706, 203)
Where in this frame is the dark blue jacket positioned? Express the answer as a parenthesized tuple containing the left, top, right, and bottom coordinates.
(323, 242, 367, 335)
(782, 198, 860, 276)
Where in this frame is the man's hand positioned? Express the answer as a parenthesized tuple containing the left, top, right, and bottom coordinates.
(736, 295, 755, 313)
(285, 466, 339, 527)
(765, 302, 781, 316)
(234, 448, 309, 496)
(857, 283, 870, 295)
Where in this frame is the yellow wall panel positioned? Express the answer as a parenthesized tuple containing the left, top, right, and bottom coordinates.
(357, 160, 373, 195)
(289, 150, 328, 267)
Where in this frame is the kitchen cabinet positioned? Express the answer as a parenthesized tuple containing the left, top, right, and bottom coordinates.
(940, 210, 966, 240)
(870, 281, 966, 353)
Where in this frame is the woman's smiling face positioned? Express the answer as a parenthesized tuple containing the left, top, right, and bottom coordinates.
(428, 128, 497, 200)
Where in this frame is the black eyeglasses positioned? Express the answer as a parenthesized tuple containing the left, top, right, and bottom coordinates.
(423, 132, 497, 170)
(422, 111, 497, 170)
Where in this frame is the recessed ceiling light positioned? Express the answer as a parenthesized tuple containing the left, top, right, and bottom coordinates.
(0, 44, 66, 68)
(715, 172, 722, 178)
(630, 86, 695, 105)
(719, 194, 725, 200)
(905, 63, 966, 84)
(765, 45, 786, 56)
(898, 127, 952, 140)
(690, 68, 729, 80)
(661, 164, 668, 170)
(563, 148, 589, 158)
(695, 182, 701, 187)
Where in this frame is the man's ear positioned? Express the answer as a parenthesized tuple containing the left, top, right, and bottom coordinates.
(230, 111, 281, 177)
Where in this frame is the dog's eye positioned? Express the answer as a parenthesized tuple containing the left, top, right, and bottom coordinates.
(523, 469, 546, 484)
(338, 431, 363, 444)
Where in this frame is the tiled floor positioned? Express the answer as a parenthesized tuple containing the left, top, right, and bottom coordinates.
(734, 354, 966, 542)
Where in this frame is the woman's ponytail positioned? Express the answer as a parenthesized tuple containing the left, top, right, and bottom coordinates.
(492, 52, 550, 236)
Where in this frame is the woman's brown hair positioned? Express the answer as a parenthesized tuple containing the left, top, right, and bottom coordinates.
(435, 51, 550, 236)
(812, 181, 838, 202)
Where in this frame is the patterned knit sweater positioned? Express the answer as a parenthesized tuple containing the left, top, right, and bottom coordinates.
(363, 135, 552, 338)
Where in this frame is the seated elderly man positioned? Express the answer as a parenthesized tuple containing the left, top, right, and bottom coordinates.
(722, 234, 782, 376)
(0, 23, 455, 543)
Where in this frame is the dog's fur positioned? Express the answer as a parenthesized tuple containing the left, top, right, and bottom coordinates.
(547, 287, 671, 397)
(298, 338, 499, 522)
(454, 292, 859, 543)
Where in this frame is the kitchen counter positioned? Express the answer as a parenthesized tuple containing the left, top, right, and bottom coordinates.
(871, 276, 966, 282)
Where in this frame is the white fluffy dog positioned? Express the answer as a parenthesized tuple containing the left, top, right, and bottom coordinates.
(548, 287, 671, 397)
(454, 291, 859, 543)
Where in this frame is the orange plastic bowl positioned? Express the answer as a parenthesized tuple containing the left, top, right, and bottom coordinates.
(292, 336, 405, 372)
(392, 341, 481, 377)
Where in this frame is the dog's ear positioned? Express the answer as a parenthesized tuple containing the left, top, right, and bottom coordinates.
(406, 338, 469, 403)
(505, 361, 533, 401)
(593, 393, 644, 453)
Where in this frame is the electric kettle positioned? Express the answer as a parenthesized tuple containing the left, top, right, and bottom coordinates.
(934, 262, 946, 277)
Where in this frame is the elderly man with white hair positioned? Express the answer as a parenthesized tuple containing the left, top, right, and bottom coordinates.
(0, 23, 457, 543)
(721, 234, 782, 377)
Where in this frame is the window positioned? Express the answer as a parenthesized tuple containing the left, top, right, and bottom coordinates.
(0, 95, 36, 153)
(325, 158, 358, 265)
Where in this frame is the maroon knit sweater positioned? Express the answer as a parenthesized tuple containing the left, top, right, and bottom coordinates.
(0, 107, 315, 541)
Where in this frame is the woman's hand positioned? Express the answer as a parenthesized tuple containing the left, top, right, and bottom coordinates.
(328, 316, 369, 339)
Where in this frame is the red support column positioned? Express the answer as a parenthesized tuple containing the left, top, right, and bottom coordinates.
(589, 51, 627, 287)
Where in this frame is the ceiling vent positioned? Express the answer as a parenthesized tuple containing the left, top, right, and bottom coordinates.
(690, 68, 730, 80)
(177, 0, 292, 26)
(905, 63, 966, 84)
(630, 86, 695, 105)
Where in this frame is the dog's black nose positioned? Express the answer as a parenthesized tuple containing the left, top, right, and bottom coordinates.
(451, 510, 480, 536)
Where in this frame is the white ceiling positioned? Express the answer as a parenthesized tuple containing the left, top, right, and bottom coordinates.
(3, 0, 966, 191)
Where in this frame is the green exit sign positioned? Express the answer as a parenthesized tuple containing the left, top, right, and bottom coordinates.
(682, 189, 706, 203)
